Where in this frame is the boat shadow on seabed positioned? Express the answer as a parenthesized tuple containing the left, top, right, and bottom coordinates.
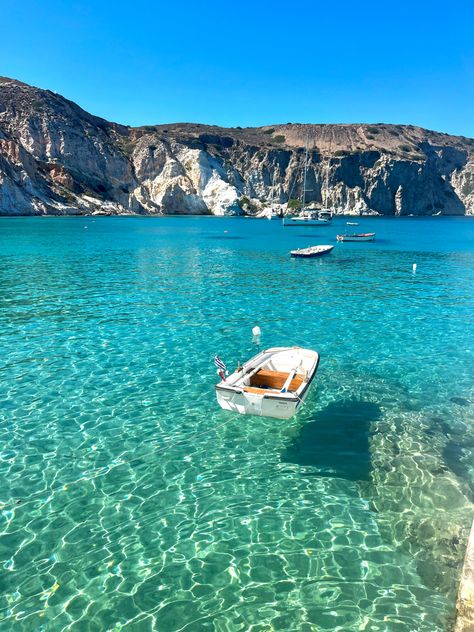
(281, 400, 381, 481)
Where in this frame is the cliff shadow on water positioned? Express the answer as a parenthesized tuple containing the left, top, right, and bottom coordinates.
(281, 400, 381, 481)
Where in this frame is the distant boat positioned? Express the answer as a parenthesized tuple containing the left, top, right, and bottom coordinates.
(215, 347, 320, 419)
(337, 233, 375, 242)
(290, 244, 334, 258)
(346, 221, 359, 226)
(284, 211, 331, 226)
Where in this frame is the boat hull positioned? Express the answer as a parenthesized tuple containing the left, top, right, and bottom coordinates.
(216, 388, 300, 419)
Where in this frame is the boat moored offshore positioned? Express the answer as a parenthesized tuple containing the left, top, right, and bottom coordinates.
(215, 346, 319, 419)
(336, 232, 375, 242)
(290, 244, 334, 258)
(283, 211, 332, 226)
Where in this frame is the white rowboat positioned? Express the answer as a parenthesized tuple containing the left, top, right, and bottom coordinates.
(215, 347, 319, 419)
(336, 232, 375, 242)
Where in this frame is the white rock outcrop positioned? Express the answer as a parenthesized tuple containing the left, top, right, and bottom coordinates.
(132, 139, 241, 215)
(452, 162, 474, 215)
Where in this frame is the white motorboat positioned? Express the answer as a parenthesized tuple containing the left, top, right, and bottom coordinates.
(336, 232, 375, 242)
(290, 244, 334, 258)
(346, 221, 359, 226)
(215, 346, 319, 419)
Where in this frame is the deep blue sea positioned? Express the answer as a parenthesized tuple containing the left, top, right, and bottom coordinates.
(0, 215, 473, 631)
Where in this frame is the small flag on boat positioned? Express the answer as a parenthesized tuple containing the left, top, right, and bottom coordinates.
(214, 355, 226, 371)
(214, 355, 227, 382)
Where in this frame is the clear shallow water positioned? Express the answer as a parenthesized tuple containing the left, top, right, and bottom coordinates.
(0, 215, 473, 631)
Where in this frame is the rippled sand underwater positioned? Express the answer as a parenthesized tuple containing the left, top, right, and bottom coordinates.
(0, 216, 473, 631)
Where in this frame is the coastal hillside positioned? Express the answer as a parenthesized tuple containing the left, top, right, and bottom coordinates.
(1, 77, 474, 216)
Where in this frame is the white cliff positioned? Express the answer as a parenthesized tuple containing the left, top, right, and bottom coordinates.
(1, 77, 474, 217)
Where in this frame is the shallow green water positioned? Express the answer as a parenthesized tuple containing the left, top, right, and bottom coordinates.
(0, 216, 473, 631)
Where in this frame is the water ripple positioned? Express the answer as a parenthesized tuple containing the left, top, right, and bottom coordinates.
(0, 216, 473, 631)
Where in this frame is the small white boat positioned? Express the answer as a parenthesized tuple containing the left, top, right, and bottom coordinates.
(346, 221, 359, 226)
(215, 346, 319, 419)
(283, 211, 331, 226)
(336, 232, 375, 242)
(290, 244, 334, 258)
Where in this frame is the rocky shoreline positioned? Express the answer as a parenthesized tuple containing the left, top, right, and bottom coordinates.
(1, 77, 474, 217)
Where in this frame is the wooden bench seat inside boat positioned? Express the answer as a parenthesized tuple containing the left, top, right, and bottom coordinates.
(249, 369, 303, 392)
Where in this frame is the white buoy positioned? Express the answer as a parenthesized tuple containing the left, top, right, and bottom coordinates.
(412, 263, 417, 273)
(252, 325, 261, 346)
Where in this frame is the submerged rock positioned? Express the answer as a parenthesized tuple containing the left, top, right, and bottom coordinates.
(451, 397, 471, 407)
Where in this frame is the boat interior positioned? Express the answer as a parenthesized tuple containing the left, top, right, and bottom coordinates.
(244, 369, 304, 395)
(235, 348, 317, 396)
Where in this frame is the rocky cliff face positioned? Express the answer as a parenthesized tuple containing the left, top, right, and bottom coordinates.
(1, 77, 474, 216)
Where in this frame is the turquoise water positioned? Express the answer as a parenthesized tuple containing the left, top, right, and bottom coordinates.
(0, 215, 473, 631)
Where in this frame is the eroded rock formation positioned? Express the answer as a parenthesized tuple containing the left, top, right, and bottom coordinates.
(1, 77, 474, 216)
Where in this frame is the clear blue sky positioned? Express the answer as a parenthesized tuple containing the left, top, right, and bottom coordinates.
(2, 0, 474, 136)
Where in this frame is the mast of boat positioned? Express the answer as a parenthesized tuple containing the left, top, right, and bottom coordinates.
(324, 132, 331, 210)
(324, 159, 329, 209)
(301, 138, 309, 210)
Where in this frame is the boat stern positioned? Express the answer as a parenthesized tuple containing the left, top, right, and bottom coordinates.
(215, 385, 299, 419)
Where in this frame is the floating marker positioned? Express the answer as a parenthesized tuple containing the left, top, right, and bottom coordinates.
(412, 263, 417, 273)
(252, 325, 261, 346)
